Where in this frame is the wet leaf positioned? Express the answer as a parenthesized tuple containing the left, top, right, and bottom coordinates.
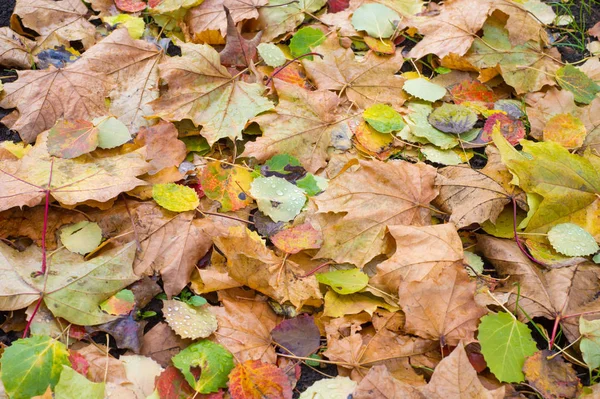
(548, 223, 599, 257)
(257, 43, 286, 67)
(163, 300, 217, 340)
(250, 176, 306, 222)
(363, 103, 405, 133)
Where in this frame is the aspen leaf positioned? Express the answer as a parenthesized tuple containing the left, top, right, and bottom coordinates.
(59, 221, 103, 255)
(54, 366, 105, 399)
(316, 269, 369, 294)
(351, 4, 400, 39)
(522, 350, 579, 399)
(556, 64, 600, 104)
(172, 341, 234, 394)
(250, 176, 306, 222)
(199, 161, 255, 212)
(548, 223, 599, 257)
(427, 103, 478, 134)
(152, 183, 200, 213)
(542, 113, 587, 149)
(298, 376, 356, 399)
(99, 289, 135, 316)
(163, 300, 218, 340)
(228, 360, 293, 399)
(363, 103, 405, 133)
(402, 78, 446, 102)
(271, 314, 321, 357)
(271, 223, 322, 253)
(257, 43, 286, 67)
(289, 27, 326, 58)
(580, 318, 600, 369)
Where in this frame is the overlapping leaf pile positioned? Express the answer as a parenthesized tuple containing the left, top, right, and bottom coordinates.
(2, 0, 600, 397)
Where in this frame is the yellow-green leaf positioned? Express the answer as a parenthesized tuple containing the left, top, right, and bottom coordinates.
(153, 183, 200, 213)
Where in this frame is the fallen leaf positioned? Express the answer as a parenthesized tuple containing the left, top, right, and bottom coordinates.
(353, 365, 425, 399)
(556, 64, 600, 104)
(522, 350, 580, 399)
(298, 376, 356, 399)
(228, 360, 293, 399)
(271, 223, 323, 254)
(271, 314, 320, 357)
(54, 365, 105, 399)
(0, 27, 35, 68)
(220, 7, 262, 67)
(163, 300, 218, 339)
(141, 323, 192, 367)
(186, 0, 268, 38)
(136, 122, 187, 175)
(542, 113, 587, 149)
(257, 0, 326, 41)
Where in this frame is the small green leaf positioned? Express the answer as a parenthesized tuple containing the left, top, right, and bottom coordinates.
(402, 78, 447, 102)
(296, 173, 328, 196)
(95, 117, 132, 149)
(250, 176, 307, 222)
(404, 102, 459, 149)
(289, 27, 326, 59)
(264, 154, 302, 174)
(172, 340, 234, 394)
(180, 136, 210, 154)
(580, 318, 600, 369)
(60, 221, 103, 255)
(548, 223, 599, 257)
(363, 104, 405, 133)
(102, 14, 145, 39)
(187, 295, 207, 307)
(478, 312, 538, 383)
(428, 103, 478, 134)
(153, 183, 200, 212)
(257, 43, 287, 67)
(54, 365, 105, 399)
(463, 251, 484, 276)
(351, 3, 400, 39)
(420, 145, 463, 165)
(556, 64, 600, 104)
(0, 336, 71, 399)
(316, 269, 369, 294)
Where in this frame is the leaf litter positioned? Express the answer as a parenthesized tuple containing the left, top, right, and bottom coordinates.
(2, 0, 600, 397)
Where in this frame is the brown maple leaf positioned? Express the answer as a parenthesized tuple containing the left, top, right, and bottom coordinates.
(353, 365, 426, 399)
(219, 6, 262, 67)
(185, 0, 267, 38)
(135, 121, 187, 175)
(311, 159, 438, 267)
(0, 27, 35, 69)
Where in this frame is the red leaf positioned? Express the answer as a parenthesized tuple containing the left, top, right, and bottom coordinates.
(229, 360, 293, 399)
(115, 0, 147, 12)
(482, 114, 525, 145)
(328, 0, 349, 13)
(449, 80, 496, 106)
(68, 351, 89, 376)
(156, 366, 224, 399)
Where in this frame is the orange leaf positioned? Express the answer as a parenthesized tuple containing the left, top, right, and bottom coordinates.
(228, 360, 292, 399)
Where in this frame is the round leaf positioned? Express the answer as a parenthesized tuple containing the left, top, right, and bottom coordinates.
(289, 27, 326, 58)
(298, 376, 356, 399)
(0, 336, 71, 399)
(478, 312, 538, 383)
(548, 223, 599, 257)
(95, 117, 132, 149)
(580, 318, 600, 369)
(543, 113, 587, 149)
(60, 221, 103, 255)
(271, 223, 323, 254)
(172, 340, 234, 394)
(363, 103, 405, 133)
(316, 269, 369, 294)
(271, 314, 321, 357)
(99, 289, 135, 316)
(152, 183, 200, 213)
(229, 360, 292, 399)
(403, 78, 447, 102)
(420, 146, 463, 165)
(250, 176, 306, 222)
(54, 365, 105, 399)
(351, 3, 400, 39)
(257, 43, 286, 67)
(163, 299, 217, 340)
(428, 103, 478, 134)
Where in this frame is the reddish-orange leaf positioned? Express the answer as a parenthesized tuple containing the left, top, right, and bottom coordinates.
(229, 360, 293, 399)
(68, 351, 89, 376)
(481, 114, 525, 146)
(99, 289, 135, 316)
(47, 119, 98, 159)
(155, 366, 224, 399)
(115, 0, 147, 12)
(352, 120, 397, 160)
(449, 80, 496, 106)
(270, 66, 311, 90)
(271, 223, 322, 254)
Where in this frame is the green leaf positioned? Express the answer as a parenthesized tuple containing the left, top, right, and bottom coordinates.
(404, 102, 459, 149)
(547, 223, 599, 257)
(95, 117, 132, 149)
(463, 251, 484, 276)
(172, 340, 234, 394)
(316, 269, 369, 294)
(580, 318, 600, 369)
(153, 183, 200, 212)
(187, 295, 207, 307)
(427, 103, 478, 134)
(250, 176, 307, 222)
(102, 14, 145, 39)
(59, 221, 103, 255)
(264, 154, 302, 174)
(257, 43, 286, 67)
(296, 173, 328, 196)
(478, 312, 538, 383)
(54, 366, 105, 399)
(556, 64, 600, 104)
(351, 3, 400, 39)
(363, 103, 405, 133)
(289, 27, 326, 59)
(180, 136, 210, 154)
(0, 336, 71, 399)
(402, 78, 447, 102)
(420, 145, 463, 165)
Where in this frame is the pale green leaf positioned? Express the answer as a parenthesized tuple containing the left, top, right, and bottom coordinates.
(95, 117, 132, 149)
(250, 176, 306, 222)
(351, 4, 400, 39)
(0, 336, 70, 399)
(478, 312, 538, 383)
(402, 78, 446, 102)
(298, 376, 357, 399)
(102, 14, 145, 39)
(404, 102, 459, 149)
(420, 145, 463, 165)
(60, 221, 103, 255)
(463, 251, 484, 276)
(153, 183, 200, 213)
(548, 223, 599, 257)
(316, 269, 369, 294)
(580, 318, 600, 369)
(54, 366, 104, 399)
(163, 300, 217, 339)
(257, 43, 286, 67)
(172, 340, 234, 394)
(363, 103, 405, 133)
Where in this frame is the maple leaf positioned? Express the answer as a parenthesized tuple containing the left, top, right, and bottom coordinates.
(185, 0, 268, 38)
(78, 29, 164, 131)
(13, 0, 96, 53)
(243, 79, 355, 173)
(211, 289, 282, 363)
(524, 87, 580, 140)
(419, 342, 505, 398)
(434, 165, 511, 228)
(0, 61, 110, 143)
(397, 265, 487, 345)
(149, 41, 273, 145)
(213, 226, 322, 309)
(370, 223, 464, 296)
(478, 235, 600, 342)
(0, 27, 35, 69)
(311, 159, 438, 267)
(465, 16, 561, 94)
(219, 7, 262, 67)
(0, 241, 139, 325)
(353, 365, 425, 399)
(494, 130, 600, 235)
(408, 0, 495, 59)
(0, 132, 149, 211)
(303, 38, 406, 109)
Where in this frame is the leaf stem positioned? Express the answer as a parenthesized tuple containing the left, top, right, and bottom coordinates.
(511, 196, 547, 268)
